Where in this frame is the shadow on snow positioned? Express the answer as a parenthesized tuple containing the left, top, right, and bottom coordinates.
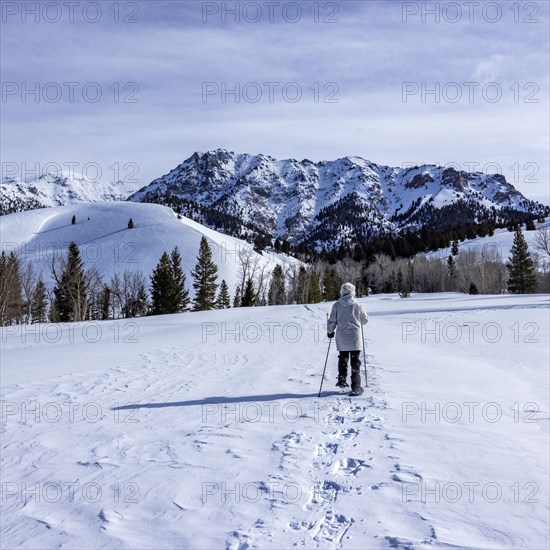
(111, 391, 344, 411)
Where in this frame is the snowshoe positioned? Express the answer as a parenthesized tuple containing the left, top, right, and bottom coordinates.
(335, 379, 349, 388)
(349, 387, 364, 396)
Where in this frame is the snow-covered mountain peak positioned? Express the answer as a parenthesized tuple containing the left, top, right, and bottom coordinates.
(129, 150, 548, 249)
(1, 171, 139, 215)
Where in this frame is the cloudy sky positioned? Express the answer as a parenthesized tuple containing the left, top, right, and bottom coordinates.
(1, 0, 549, 203)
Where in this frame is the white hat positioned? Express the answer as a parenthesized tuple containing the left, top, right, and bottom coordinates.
(340, 282, 356, 297)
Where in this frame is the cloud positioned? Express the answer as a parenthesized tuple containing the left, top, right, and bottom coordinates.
(1, 0, 548, 203)
(471, 54, 506, 84)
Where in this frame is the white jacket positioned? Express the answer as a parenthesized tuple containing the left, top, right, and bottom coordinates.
(327, 294, 368, 351)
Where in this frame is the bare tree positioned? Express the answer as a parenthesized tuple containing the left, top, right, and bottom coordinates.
(20, 262, 38, 324)
(411, 255, 446, 293)
(237, 246, 260, 296)
(109, 272, 124, 318)
(534, 228, 550, 258)
(253, 263, 271, 306)
(86, 266, 103, 319)
(125, 270, 148, 317)
(335, 257, 363, 293)
(366, 254, 394, 293)
(109, 270, 148, 318)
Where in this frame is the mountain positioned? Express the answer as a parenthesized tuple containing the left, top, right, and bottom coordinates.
(0, 172, 138, 215)
(0, 202, 297, 294)
(128, 149, 549, 250)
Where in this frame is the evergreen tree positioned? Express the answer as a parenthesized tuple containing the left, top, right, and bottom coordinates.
(0, 251, 23, 325)
(31, 280, 48, 323)
(134, 282, 149, 317)
(396, 270, 404, 293)
(382, 274, 395, 293)
(468, 282, 479, 295)
(447, 255, 456, 291)
(71, 215, 76, 225)
(241, 278, 256, 307)
(451, 240, 459, 256)
(253, 235, 268, 254)
(307, 270, 322, 303)
(507, 226, 537, 293)
(48, 299, 59, 322)
(100, 283, 111, 320)
(447, 255, 455, 276)
(296, 266, 309, 304)
(525, 218, 536, 231)
(399, 280, 411, 298)
(171, 247, 190, 311)
(192, 237, 219, 311)
(322, 267, 339, 301)
(53, 242, 88, 322)
(128, 218, 134, 229)
(216, 279, 231, 309)
(268, 265, 286, 305)
(233, 286, 242, 307)
(398, 268, 411, 298)
(150, 252, 176, 315)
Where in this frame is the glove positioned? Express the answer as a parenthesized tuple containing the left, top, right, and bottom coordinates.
(327, 332, 335, 339)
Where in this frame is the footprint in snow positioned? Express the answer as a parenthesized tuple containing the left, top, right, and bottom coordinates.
(332, 457, 372, 476)
(311, 510, 354, 545)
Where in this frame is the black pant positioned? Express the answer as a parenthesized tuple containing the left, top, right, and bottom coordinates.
(338, 351, 361, 389)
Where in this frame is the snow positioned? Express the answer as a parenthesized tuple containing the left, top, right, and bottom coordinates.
(1, 171, 138, 212)
(0, 202, 297, 294)
(428, 218, 550, 261)
(1, 293, 548, 549)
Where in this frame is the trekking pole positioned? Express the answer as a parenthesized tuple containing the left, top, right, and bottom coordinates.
(318, 338, 332, 397)
(318, 313, 332, 397)
(361, 323, 368, 387)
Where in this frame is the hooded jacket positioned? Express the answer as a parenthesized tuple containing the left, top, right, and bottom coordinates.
(327, 294, 368, 351)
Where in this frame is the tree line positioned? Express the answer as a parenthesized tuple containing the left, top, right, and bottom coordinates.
(0, 224, 547, 326)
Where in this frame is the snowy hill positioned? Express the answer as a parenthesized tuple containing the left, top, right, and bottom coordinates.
(0, 202, 296, 294)
(1, 293, 548, 548)
(0, 172, 139, 215)
(427, 218, 550, 261)
(128, 149, 548, 248)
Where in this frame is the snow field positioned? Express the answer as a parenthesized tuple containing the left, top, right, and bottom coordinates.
(0, 293, 548, 549)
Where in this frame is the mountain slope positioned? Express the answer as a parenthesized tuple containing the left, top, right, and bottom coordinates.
(129, 149, 548, 249)
(0, 172, 138, 215)
(0, 202, 296, 294)
(428, 217, 550, 261)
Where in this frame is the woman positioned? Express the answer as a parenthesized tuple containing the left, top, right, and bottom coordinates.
(327, 282, 368, 395)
